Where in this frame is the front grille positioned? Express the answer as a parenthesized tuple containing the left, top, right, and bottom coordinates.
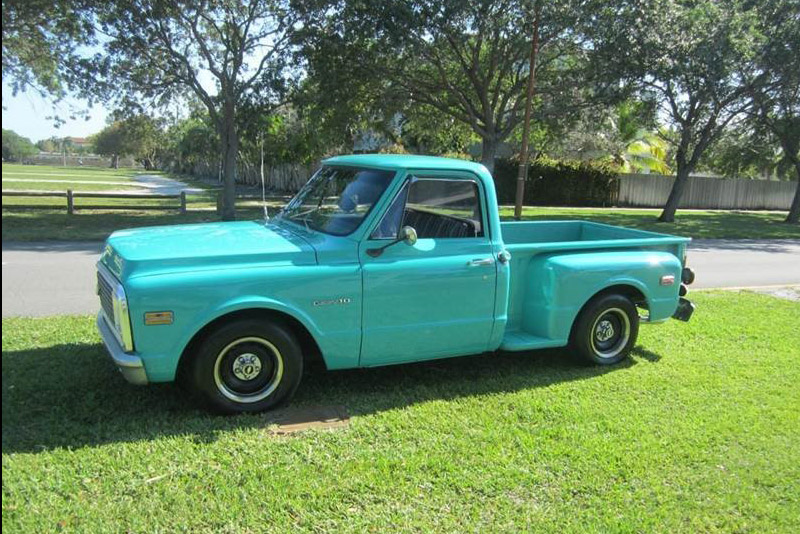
(97, 270, 115, 321)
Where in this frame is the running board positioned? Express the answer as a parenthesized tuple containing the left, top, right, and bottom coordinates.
(500, 331, 565, 352)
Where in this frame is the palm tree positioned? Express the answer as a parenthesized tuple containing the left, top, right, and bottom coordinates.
(606, 101, 670, 174)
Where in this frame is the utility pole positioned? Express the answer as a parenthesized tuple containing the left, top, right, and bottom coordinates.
(514, 1, 542, 220)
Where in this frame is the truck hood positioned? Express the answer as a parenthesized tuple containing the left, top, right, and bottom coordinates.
(101, 221, 316, 280)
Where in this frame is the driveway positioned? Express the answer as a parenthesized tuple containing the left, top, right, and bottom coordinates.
(2, 239, 799, 317)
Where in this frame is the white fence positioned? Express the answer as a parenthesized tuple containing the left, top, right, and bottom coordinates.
(618, 173, 796, 210)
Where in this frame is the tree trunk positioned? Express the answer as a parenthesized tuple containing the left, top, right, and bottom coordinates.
(481, 137, 498, 174)
(786, 159, 800, 224)
(112, 154, 120, 169)
(219, 103, 238, 221)
(659, 160, 691, 223)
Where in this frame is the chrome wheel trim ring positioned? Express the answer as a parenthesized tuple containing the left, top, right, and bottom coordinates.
(589, 308, 630, 359)
(213, 337, 284, 404)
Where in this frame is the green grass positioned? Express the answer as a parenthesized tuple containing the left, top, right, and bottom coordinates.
(500, 207, 799, 239)
(1, 181, 141, 192)
(1, 209, 225, 241)
(2, 163, 149, 179)
(1, 201, 271, 241)
(2, 163, 150, 193)
(3, 292, 799, 532)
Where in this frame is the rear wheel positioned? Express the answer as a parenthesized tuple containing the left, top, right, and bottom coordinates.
(184, 319, 303, 414)
(570, 293, 639, 365)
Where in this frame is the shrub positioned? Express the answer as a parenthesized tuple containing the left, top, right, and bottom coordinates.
(492, 157, 619, 207)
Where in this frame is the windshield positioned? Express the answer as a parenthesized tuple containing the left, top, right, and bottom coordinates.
(279, 166, 396, 236)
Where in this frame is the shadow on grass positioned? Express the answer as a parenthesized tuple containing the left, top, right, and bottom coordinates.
(1, 342, 660, 454)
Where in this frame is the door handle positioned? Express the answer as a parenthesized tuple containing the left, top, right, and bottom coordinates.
(467, 258, 494, 266)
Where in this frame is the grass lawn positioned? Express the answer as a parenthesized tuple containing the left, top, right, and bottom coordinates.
(2, 291, 799, 532)
(1, 209, 224, 241)
(1, 163, 151, 192)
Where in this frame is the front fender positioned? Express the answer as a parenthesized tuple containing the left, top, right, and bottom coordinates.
(124, 264, 362, 382)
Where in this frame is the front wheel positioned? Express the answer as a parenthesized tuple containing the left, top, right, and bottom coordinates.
(184, 319, 303, 414)
(570, 293, 639, 365)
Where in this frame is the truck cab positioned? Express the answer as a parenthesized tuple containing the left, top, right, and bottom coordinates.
(97, 154, 694, 413)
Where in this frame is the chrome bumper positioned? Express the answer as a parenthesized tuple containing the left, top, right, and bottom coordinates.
(97, 313, 149, 385)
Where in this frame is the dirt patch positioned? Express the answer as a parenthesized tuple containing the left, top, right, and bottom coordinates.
(267, 405, 350, 435)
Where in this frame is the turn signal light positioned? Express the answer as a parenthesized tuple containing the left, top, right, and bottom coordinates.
(660, 274, 676, 286)
(144, 311, 174, 325)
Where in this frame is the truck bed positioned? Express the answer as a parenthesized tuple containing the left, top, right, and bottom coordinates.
(500, 220, 687, 250)
(498, 221, 690, 352)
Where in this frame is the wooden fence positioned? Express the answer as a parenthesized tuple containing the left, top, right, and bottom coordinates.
(186, 161, 314, 192)
(617, 173, 796, 210)
(2, 190, 188, 214)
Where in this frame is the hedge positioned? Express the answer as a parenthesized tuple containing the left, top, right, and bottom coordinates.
(492, 157, 619, 207)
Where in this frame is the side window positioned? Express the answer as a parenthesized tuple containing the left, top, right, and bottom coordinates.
(404, 179, 484, 238)
(371, 182, 409, 239)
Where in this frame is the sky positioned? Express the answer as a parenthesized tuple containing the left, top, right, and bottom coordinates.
(2, 81, 109, 142)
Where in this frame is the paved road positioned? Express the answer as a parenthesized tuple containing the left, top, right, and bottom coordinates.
(686, 239, 800, 289)
(2, 239, 799, 317)
(2, 241, 104, 317)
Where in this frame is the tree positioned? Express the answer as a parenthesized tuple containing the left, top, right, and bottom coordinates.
(91, 122, 128, 168)
(303, 0, 597, 173)
(605, 101, 670, 175)
(91, 115, 166, 169)
(699, 124, 791, 180)
(745, 0, 800, 223)
(161, 113, 220, 175)
(593, 0, 759, 222)
(93, 0, 300, 220)
(2, 129, 39, 161)
(2, 0, 101, 124)
(36, 138, 60, 153)
(549, 100, 670, 174)
(118, 114, 166, 170)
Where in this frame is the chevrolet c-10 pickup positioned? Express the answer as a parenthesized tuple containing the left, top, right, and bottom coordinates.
(97, 154, 695, 413)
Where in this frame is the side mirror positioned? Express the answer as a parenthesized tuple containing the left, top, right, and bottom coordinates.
(399, 226, 417, 246)
(367, 226, 418, 257)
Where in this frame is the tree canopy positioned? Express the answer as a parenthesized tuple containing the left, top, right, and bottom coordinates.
(2, 0, 798, 222)
(2, 129, 40, 161)
(745, 0, 800, 222)
(302, 0, 602, 172)
(87, 0, 302, 219)
(592, 0, 763, 221)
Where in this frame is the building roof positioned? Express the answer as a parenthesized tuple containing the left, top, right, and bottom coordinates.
(323, 153, 488, 174)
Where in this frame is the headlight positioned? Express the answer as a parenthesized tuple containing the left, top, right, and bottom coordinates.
(112, 283, 135, 352)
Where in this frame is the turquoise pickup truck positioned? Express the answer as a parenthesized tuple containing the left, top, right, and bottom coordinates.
(97, 154, 695, 413)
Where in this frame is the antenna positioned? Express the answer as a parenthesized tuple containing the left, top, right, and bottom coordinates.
(260, 134, 269, 221)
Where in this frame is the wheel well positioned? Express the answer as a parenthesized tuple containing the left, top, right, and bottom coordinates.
(177, 308, 326, 378)
(596, 284, 647, 308)
(570, 284, 648, 337)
